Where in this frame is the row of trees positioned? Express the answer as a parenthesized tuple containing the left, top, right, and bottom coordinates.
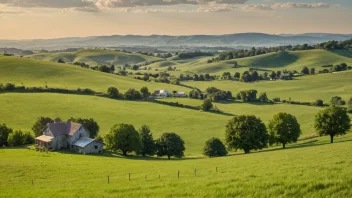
(209, 39, 352, 63)
(222, 106, 351, 154)
(178, 51, 213, 59)
(107, 86, 151, 100)
(105, 124, 185, 159)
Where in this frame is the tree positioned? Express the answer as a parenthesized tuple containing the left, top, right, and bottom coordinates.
(138, 125, 156, 156)
(268, 113, 301, 149)
(315, 100, 324, 107)
(110, 65, 115, 73)
(189, 89, 201, 99)
(330, 96, 345, 106)
(98, 65, 111, 73)
(201, 99, 213, 111)
(32, 117, 54, 137)
(203, 137, 228, 157)
(105, 123, 141, 156)
(0, 124, 13, 146)
(107, 87, 119, 99)
(140, 87, 151, 99)
(258, 92, 268, 102)
(314, 106, 351, 143)
(124, 89, 142, 100)
(225, 115, 268, 153)
(68, 118, 100, 138)
(301, 67, 309, 75)
(348, 97, 352, 112)
(270, 71, 276, 79)
(310, 68, 315, 75)
(156, 132, 185, 160)
(7, 130, 34, 146)
(234, 72, 240, 79)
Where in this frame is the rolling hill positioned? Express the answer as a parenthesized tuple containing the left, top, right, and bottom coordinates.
(1, 33, 351, 49)
(0, 55, 184, 93)
(26, 49, 162, 66)
(150, 49, 352, 75)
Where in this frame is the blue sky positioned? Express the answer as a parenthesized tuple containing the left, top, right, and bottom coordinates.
(0, 0, 351, 39)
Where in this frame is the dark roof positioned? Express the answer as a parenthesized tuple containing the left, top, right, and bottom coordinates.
(46, 122, 82, 137)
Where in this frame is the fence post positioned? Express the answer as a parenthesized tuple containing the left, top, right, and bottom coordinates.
(178, 170, 180, 178)
(32, 179, 34, 185)
(159, 175, 160, 180)
(216, 167, 218, 173)
(145, 175, 147, 181)
(129, 173, 131, 181)
(108, 176, 110, 184)
(194, 169, 197, 176)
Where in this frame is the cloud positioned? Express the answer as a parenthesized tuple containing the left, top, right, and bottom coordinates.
(271, 2, 331, 9)
(0, 10, 26, 14)
(95, 0, 247, 8)
(125, 5, 236, 13)
(242, 2, 336, 11)
(242, 4, 273, 11)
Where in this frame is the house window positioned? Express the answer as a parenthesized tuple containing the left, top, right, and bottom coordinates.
(94, 145, 98, 149)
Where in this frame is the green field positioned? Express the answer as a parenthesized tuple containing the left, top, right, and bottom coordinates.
(148, 50, 352, 76)
(184, 70, 352, 102)
(0, 93, 331, 155)
(27, 49, 162, 66)
(1, 133, 351, 197)
(0, 55, 186, 93)
(1, 48, 352, 197)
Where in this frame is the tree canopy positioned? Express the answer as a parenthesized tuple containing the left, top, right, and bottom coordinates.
(268, 112, 301, 149)
(138, 125, 156, 156)
(203, 137, 228, 157)
(105, 123, 141, 156)
(32, 117, 54, 137)
(156, 132, 185, 160)
(314, 106, 351, 143)
(68, 117, 100, 138)
(225, 115, 268, 153)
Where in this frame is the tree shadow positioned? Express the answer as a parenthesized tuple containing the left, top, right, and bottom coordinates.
(55, 150, 202, 161)
(330, 49, 352, 58)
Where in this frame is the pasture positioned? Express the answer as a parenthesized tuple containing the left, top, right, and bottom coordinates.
(0, 133, 351, 197)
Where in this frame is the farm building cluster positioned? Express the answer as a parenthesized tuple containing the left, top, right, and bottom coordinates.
(35, 121, 104, 154)
(152, 90, 187, 98)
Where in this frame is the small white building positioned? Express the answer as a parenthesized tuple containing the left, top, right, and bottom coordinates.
(174, 92, 187, 97)
(159, 90, 170, 97)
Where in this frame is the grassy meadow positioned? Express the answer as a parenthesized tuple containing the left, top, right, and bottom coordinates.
(148, 50, 352, 76)
(0, 48, 352, 197)
(1, 133, 351, 197)
(27, 49, 162, 66)
(0, 55, 186, 93)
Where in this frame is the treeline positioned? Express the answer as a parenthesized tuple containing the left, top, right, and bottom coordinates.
(209, 38, 352, 63)
(105, 124, 185, 159)
(178, 51, 213, 59)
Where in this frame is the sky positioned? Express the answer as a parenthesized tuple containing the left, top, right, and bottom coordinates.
(0, 0, 351, 40)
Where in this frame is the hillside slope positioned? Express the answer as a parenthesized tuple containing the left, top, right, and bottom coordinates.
(156, 50, 352, 75)
(0, 55, 185, 93)
(27, 49, 162, 66)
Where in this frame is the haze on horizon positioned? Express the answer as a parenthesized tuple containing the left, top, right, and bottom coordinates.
(0, 0, 351, 40)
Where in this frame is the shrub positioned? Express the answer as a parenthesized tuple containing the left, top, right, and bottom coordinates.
(32, 117, 54, 137)
(201, 99, 213, 111)
(107, 87, 119, 99)
(272, 97, 281, 103)
(124, 89, 142, 100)
(315, 100, 324, 106)
(7, 130, 34, 146)
(203, 137, 228, 157)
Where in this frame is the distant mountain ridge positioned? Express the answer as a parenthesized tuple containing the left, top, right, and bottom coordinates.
(1, 33, 351, 50)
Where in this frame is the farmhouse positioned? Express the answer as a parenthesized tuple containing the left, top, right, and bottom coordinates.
(35, 122, 103, 154)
